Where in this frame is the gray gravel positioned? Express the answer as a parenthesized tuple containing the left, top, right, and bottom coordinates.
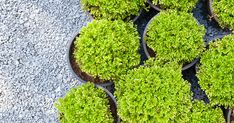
(0, 0, 91, 122)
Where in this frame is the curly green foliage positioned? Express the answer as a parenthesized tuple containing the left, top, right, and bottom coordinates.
(145, 10, 205, 65)
(152, 0, 198, 12)
(212, 0, 234, 29)
(144, 57, 182, 69)
(190, 101, 225, 123)
(115, 65, 192, 122)
(74, 20, 140, 81)
(197, 35, 234, 107)
(55, 83, 113, 123)
(80, 0, 145, 20)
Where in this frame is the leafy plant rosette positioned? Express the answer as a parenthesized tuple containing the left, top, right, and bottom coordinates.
(74, 19, 140, 82)
(80, 0, 146, 20)
(151, 0, 199, 12)
(209, 0, 234, 30)
(55, 82, 114, 123)
(197, 35, 234, 108)
(115, 63, 192, 122)
(143, 10, 205, 69)
(190, 101, 225, 123)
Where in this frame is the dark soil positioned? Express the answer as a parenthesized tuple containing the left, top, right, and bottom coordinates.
(69, 36, 112, 85)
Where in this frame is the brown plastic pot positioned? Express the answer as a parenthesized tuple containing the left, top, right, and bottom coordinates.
(142, 14, 201, 71)
(146, 0, 162, 11)
(67, 31, 113, 87)
(96, 85, 121, 123)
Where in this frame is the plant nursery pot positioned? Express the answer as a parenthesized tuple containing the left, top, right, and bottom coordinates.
(142, 14, 200, 71)
(131, 9, 143, 22)
(207, 0, 220, 24)
(67, 32, 113, 87)
(227, 109, 234, 123)
(146, 0, 162, 11)
(96, 85, 121, 123)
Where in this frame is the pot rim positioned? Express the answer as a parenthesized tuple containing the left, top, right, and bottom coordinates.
(142, 14, 201, 71)
(67, 31, 114, 87)
(96, 85, 121, 123)
(146, 0, 162, 11)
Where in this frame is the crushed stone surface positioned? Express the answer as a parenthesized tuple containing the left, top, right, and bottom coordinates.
(0, 0, 91, 122)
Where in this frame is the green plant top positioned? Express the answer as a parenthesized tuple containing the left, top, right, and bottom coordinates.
(55, 83, 113, 123)
(145, 10, 205, 66)
(80, 0, 146, 20)
(152, 0, 198, 12)
(190, 101, 225, 123)
(74, 20, 140, 81)
(212, 0, 234, 30)
(115, 65, 192, 122)
(197, 35, 234, 107)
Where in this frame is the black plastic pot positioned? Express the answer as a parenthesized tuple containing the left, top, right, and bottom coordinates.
(132, 9, 143, 22)
(227, 109, 233, 123)
(67, 31, 113, 87)
(146, 0, 162, 11)
(96, 85, 120, 123)
(142, 14, 201, 71)
(207, 0, 219, 24)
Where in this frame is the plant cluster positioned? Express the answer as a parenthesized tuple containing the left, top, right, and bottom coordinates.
(145, 10, 205, 66)
(55, 83, 113, 123)
(190, 101, 225, 123)
(80, 0, 146, 20)
(115, 65, 192, 122)
(197, 35, 234, 107)
(212, 0, 234, 30)
(74, 19, 140, 81)
(152, 0, 198, 12)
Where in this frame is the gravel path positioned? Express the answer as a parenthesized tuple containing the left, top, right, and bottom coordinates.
(0, 0, 90, 122)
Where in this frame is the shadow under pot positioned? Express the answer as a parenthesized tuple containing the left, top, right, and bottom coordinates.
(142, 14, 200, 71)
(67, 32, 113, 87)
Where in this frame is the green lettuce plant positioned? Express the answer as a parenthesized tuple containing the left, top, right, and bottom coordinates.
(145, 10, 205, 66)
(152, 0, 198, 12)
(80, 0, 146, 20)
(212, 0, 234, 30)
(115, 64, 192, 122)
(55, 83, 113, 123)
(74, 20, 140, 81)
(190, 101, 225, 123)
(197, 35, 234, 107)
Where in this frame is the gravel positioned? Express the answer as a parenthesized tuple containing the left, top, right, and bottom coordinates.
(0, 0, 231, 122)
(0, 0, 91, 122)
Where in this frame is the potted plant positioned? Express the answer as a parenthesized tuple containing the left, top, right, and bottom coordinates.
(197, 35, 234, 123)
(190, 101, 225, 122)
(147, 0, 199, 12)
(208, 0, 234, 30)
(55, 82, 120, 123)
(80, 0, 146, 21)
(143, 10, 206, 70)
(115, 62, 192, 122)
(67, 19, 140, 86)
